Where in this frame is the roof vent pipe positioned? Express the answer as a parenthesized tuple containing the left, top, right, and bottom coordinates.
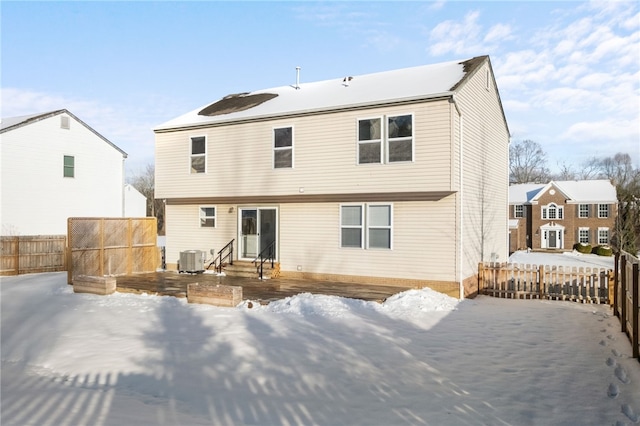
(295, 66, 301, 90)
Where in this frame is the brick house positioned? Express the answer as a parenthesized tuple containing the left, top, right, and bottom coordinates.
(509, 180, 617, 253)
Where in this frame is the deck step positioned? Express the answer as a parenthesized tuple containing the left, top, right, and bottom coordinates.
(223, 260, 277, 279)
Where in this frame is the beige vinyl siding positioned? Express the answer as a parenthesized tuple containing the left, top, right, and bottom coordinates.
(164, 204, 236, 266)
(279, 199, 457, 282)
(455, 61, 509, 278)
(156, 100, 454, 200)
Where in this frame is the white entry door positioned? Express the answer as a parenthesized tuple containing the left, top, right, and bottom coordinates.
(239, 208, 277, 260)
(542, 227, 563, 249)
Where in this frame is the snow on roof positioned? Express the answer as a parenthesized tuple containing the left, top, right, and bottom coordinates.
(509, 180, 617, 204)
(0, 110, 62, 131)
(155, 56, 486, 131)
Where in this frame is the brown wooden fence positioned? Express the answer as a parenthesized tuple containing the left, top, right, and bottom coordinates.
(613, 251, 639, 361)
(0, 235, 67, 276)
(67, 218, 158, 284)
(478, 262, 612, 304)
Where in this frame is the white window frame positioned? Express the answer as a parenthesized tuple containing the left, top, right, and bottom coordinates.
(542, 203, 563, 220)
(357, 117, 383, 165)
(514, 205, 524, 218)
(63, 155, 75, 178)
(60, 115, 70, 129)
(199, 206, 216, 228)
(598, 227, 609, 245)
(386, 113, 414, 163)
(340, 204, 364, 248)
(578, 227, 590, 244)
(340, 203, 393, 250)
(367, 204, 393, 249)
(578, 204, 589, 218)
(190, 135, 207, 174)
(598, 204, 610, 218)
(273, 126, 294, 169)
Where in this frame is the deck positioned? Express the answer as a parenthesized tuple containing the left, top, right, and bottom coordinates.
(115, 271, 414, 304)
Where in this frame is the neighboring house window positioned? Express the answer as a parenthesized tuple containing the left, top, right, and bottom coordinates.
(578, 204, 589, 218)
(63, 155, 75, 178)
(368, 204, 392, 249)
(598, 204, 610, 218)
(578, 228, 590, 244)
(199, 206, 216, 227)
(273, 126, 293, 169)
(514, 205, 524, 218)
(341, 205, 364, 248)
(387, 114, 413, 162)
(61, 116, 70, 129)
(542, 203, 563, 220)
(357, 118, 382, 164)
(340, 203, 393, 249)
(598, 228, 609, 245)
(190, 136, 206, 174)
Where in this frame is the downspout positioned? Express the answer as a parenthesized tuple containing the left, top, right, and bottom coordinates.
(451, 95, 464, 299)
(122, 156, 126, 217)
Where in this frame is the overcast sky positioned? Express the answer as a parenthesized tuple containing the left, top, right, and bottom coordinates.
(2, 1, 638, 175)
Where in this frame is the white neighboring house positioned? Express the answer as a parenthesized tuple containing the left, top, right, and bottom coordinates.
(0, 109, 128, 236)
(124, 184, 148, 217)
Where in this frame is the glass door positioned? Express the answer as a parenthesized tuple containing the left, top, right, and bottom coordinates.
(240, 208, 277, 260)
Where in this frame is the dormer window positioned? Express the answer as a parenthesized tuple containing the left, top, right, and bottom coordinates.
(542, 203, 563, 220)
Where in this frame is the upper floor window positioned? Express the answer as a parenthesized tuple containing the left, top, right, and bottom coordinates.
(199, 206, 216, 227)
(514, 205, 524, 218)
(357, 118, 382, 164)
(598, 204, 610, 218)
(63, 155, 75, 178)
(578, 204, 589, 218)
(190, 136, 206, 174)
(273, 126, 293, 169)
(542, 203, 563, 220)
(387, 115, 413, 162)
(340, 203, 393, 249)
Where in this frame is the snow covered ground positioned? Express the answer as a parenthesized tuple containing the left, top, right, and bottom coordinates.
(2, 270, 639, 426)
(509, 250, 616, 270)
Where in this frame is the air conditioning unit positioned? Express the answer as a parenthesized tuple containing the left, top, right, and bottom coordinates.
(179, 250, 205, 273)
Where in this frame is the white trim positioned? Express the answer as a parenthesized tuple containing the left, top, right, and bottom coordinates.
(273, 125, 294, 169)
(597, 227, 610, 245)
(540, 223, 565, 249)
(340, 203, 365, 248)
(598, 204, 610, 218)
(366, 203, 393, 250)
(356, 116, 383, 165)
(578, 227, 590, 244)
(199, 205, 216, 228)
(386, 113, 414, 163)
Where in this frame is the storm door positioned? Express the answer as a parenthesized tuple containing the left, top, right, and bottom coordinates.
(239, 208, 277, 260)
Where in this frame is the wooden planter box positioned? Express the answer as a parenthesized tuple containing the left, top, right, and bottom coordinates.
(187, 283, 242, 307)
(73, 275, 116, 295)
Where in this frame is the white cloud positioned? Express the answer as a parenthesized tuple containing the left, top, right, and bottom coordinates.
(428, 11, 483, 56)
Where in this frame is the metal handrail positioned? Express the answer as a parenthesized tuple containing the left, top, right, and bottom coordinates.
(253, 240, 275, 280)
(208, 239, 234, 273)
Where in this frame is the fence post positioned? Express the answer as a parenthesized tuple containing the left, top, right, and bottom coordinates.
(614, 252, 620, 312)
(478, 262, 484, 295)
(621, 254, 627, 333)
(539, 264, 545, 299)
(632, 261, 639, 360)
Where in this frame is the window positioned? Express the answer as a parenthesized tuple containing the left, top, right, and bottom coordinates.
(190, 136, 206, 174)
(387, 114, 413, 162)
(341, 205, 363, 248)
(598, 228, 609, 245)
(199, 206, 216, 227)
(514, 205, 524, 218)
(368, 204, 392, 249)
(598, 204, 610, 218)
(357, 118, 382, 164)
(61, 116, 70, 129)
(578, 228, 590, 244)
(274, 127, 293, 169)
(578, 204, 589, 218)
(340, 203, 392, 249)
(542, 203, 563, 220)
(63, 155, 74, 178)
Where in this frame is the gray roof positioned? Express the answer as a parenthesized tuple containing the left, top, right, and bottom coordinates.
(156, 55, 499, 131)
(509, 180, 617, 204)
(1, 109, 127, 157)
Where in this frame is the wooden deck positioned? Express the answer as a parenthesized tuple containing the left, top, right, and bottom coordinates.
(115, 272, 413, 304)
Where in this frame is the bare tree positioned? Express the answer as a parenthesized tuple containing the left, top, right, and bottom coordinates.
(553, 161, 576, 180)
(127, 163, 165, 234)
(509, 139, 550, 184)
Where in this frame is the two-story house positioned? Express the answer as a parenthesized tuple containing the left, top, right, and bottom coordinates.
(1, 109, 129, 236)
(154, 56, 510, 298)
(508, 180, 617, 253)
